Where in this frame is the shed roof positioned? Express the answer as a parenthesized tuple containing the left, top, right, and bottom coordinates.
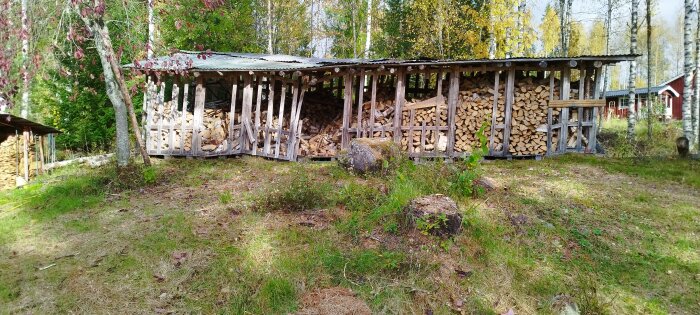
(125, 51, 637, 73)
(0, 114, 61, 135)
(605, 84, 680, 98)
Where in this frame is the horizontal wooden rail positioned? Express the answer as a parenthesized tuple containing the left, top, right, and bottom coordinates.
(548, 99, 605, 108)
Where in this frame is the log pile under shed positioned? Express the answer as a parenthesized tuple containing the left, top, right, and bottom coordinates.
(135, 51, 629, 160)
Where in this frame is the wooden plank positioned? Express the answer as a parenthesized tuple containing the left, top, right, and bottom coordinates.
(502, 69, 515, 156)
(286, 79, 300, 160)
(228, 76, 239, 154)
(369, 74, 377, 138)
(291, 85, 305, 160)
(446, 67, 459, 156)
(393, 68, 405, 143)
(590, 68, 603, 152)
(408, 109, 415, 152)
(489, 71, 500, 155)
(22, 129, 29, 181)
(402, 95, 447, 111)
(180, 83, 189, 154)
(435, 71, 443, 128)
(253, 76, 264, 155)
(420, 121, 426, 155)
(264, 77, 275, 156)
(356, 70, 365, 138)
(559, 68, 571, 154)
(275, 82, 287, 158)
(241, 74, 254, 153)
(156, 81, 165, 155)
(168, 82, 179, 154)
(548, 99, 606, 108)
(341, 74, 352, 148)
(38, 135, 44, 174)
(192, 77, 205, 156)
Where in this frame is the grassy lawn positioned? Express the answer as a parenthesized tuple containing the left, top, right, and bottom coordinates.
(0, 155, 699, 314)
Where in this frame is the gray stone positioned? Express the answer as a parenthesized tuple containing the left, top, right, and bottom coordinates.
(341, 138, 400, 174)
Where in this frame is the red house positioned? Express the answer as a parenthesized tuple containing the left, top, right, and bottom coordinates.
(603, 74, 691, 120)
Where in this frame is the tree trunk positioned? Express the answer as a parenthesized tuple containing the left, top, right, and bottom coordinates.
(20, 0, 29, 118)
(600, 0, 612, 131)
(147, 0, 154, 59)
(682, 0, 694, 145)
(90, 22, 131, 166)
(694, 0, 700, 148)
(267, 0, 273, 54)
(628, 0, 639, 140)
(363, 0, 372, 59)
(646, 0, 653, 140)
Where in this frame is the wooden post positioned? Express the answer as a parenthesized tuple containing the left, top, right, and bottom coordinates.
(369, 73, 378, 138)
(192, 77, 205, 156)
(356, 70, 365, 138)
(168, 82, 179, 155)
(489, 71, 501, 155)
(291, 85, 305, 160)
(590, 67, 603, 152)
(446, 66, 459, 156)
(253, 76, 264, 155)
(242, 74, 254, 154)
(576, 69, 586, 151)
(546, 72, 555, 156)
(38, 135, 45, 174)
(275, 82, 287, 158)
(341, 73, 352, 148)
(156, 81, 165, 155)
(264, 77, 275, 156)
(228, 75, 239, 154)
(393, 68, 405, 143)
(180, 83, 189, 154)
(559, 68, 571, 153)
(502, 69, 515, 156)
(22, 128, 29, 181)
(287, 79, 300, 160)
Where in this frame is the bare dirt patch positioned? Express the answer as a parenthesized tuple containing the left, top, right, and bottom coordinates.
(296, 287, 371, 315)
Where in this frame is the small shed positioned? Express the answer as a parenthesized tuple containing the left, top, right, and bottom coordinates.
(127, 52, 635, 161)
(604, 85, 680, 120)
(0, 114, 60, 190)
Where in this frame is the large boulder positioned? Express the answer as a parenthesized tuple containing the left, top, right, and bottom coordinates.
(340, 138, 401, 174)
(406, 194, 462, 237)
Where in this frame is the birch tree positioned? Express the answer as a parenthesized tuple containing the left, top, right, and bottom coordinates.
(646, 0, 653, 139)
(682, 0, 694, 145)
(147, 0, 155, 59)
(540, 4, 561, 57)
(364, 0, 372, 58)
(694, 0, 700, 146)
(20, 0, 29, 118)
(628, 0, 639, 139)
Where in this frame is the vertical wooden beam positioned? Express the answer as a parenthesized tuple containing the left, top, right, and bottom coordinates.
(341, 74, 353, 148)
(393, 68, 406, 143)
(369, 74, 378, 138)
(242, 74, 254, 153)
(576, 69, 586, 151)
(253, 76, 264, 155)
(192, 77, 205, 156)
(446, 66, 459, 157)
(38, 135, 45, 174)
(502, 69, 515, 156)
(356, 70, 365, 138)
(156, 81, 165, 155)
(228, 75, 239, 154)
(22, 128, 29, 181)
(489, 72, 501, 155)
(559, 68, 571, 153)
(435, 71, 443, 128)
(180, 83, 189, 154)
(291, 85, 306, 160)
(287, 79, 300, 160)
(275, 82, 287, 158)
(590, 67, 603, 152)
(168, 82, 179, 155)
(546, 73, 555, 156)
(264, 77, 275, 156)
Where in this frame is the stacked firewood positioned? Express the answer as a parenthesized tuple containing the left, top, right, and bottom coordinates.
(0, 135, 35, 190)
(508, 77, 559, 156)
(455, 75, 499, 153)
(400, 96, 448, 153)
(149, 101, 232, 153)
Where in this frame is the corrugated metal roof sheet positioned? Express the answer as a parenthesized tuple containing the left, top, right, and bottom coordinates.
(124, 51, 638, 72)
(0, 114, 61, 135)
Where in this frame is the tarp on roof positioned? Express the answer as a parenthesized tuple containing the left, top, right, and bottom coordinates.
(124, 51, 638, 73)
(0, 114, 61, 135)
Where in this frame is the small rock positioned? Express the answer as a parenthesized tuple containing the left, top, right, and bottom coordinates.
(406, 194, 462, 237)
(340, 138, 401, 174)
(474, 177, 498, 191)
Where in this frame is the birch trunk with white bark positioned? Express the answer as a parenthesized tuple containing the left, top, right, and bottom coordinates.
(364, 0, 372, 59)
(694, 1, 700, 147)
(682, 0, 694, 145)
(646, 0, 653, 139)
(20, 0, 29, 118)
(628, 0, 639, 140)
